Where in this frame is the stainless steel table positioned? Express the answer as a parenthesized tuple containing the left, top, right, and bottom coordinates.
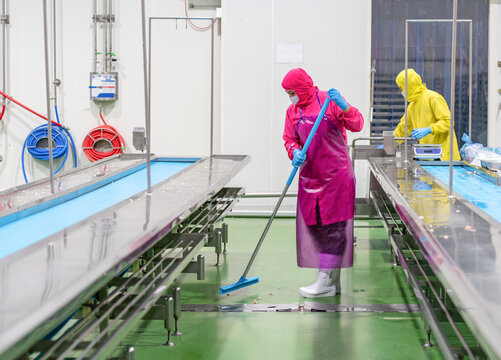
(0, 154, 249, 360)
(369, 157, 501, 359)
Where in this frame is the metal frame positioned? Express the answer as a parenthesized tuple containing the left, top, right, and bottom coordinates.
(140, 11, 218, 193)
(370, 187, 477, 359)
(369, 59, 376, 126)
(405, 15, 473, 196)
(0, 154, 249, 359)
(42, 0, 54, 193)
(369, 157, 501, 359)
(92, 0, 115, 74)
(42, 233, 208, 360)
(145, 16, 216, 162)
(30, 186, 243, 359)
(1, 0, 6, 105)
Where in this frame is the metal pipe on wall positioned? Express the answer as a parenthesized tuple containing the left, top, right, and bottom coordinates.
(468, 21, 472, 139)
(93, 0, 97, 73)
(147, 17, 152, 190)
(42, 0, 54, 193)
(141, 0, 151, 193)
(369, 59, 376, 124)
(108, 0, 113, 73)
(210, 22, 214, 156)
(52, 0, 57, 107)
(1, 0, 6, 103)
(449, 0, 458, 196)
(103, 0, 107, 73)
(404, 21, 409, 163)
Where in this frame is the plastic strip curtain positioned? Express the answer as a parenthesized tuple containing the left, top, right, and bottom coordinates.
(371, 0, 488, 144)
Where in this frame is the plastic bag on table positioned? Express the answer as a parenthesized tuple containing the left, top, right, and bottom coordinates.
(460, 133, 501, 166)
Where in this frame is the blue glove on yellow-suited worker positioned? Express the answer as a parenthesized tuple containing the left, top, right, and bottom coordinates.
(411, 127, 431, 140)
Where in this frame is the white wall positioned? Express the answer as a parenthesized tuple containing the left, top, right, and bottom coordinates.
(221, 0, 372, 204)
(0, 0, 372, 202)
(0, 0, 217, 189)
(489, 0, 501, 147)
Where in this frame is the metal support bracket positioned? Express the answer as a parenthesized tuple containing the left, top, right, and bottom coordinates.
(206, 224, 225, 265)
(156, 233, 208, 249)
(180, 254, 205, 280)
(0, 15, 9, 24)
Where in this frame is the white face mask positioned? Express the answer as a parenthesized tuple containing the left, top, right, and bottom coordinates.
(401, 90, 406, 98)
(289, 95, 299, 105)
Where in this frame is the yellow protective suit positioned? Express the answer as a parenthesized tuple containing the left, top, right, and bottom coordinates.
(394, 69, 460, 161)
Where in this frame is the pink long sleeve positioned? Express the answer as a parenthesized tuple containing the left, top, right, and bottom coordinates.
(283, 106, 301, 160)
(338, 105, 364, 132)
(323, 94, 364, 143)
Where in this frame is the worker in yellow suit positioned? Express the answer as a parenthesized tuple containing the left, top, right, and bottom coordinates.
(394, 69, 460, 161)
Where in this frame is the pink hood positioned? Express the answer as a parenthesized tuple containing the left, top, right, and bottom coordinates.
(281, 68, 316, 107)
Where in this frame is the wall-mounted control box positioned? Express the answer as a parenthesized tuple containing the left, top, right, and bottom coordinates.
(90, 72, 118, 101)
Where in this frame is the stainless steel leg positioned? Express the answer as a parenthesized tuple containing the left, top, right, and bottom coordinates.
(98, 287, 109, 333)
(222, 222, 228, 254)
(164, 296, 175, 346)
(197, 254, 205, 281)
(173, 287, 182, 336)
(123, 347, 135, 360)
(388, 226, 395, 255)
(214, 228, 222, 266)
(424, 329, 434, 348)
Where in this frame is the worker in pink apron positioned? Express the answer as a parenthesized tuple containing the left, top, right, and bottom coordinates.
(282, 68, 364, 297)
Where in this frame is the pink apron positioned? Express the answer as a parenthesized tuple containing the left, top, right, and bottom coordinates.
(296, 91, 355, 269)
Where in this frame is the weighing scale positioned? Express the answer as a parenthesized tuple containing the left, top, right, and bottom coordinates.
(412, 144, 442, 160)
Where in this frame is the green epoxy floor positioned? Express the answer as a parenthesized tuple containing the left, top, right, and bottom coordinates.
(179, 218, 416, 306)
(125, 218, 444, 360)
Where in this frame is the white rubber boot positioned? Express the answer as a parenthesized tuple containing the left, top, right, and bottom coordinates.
(299, 269, 341, 298)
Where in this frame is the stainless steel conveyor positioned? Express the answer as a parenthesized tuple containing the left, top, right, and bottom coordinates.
(0, 154, 249, 360)
(369, 157, 501, 359)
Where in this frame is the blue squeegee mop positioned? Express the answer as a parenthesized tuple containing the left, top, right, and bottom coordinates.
(219, 96, 332, 295)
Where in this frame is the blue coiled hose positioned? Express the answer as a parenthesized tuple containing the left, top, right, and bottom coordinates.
(21, 105, 78, 183)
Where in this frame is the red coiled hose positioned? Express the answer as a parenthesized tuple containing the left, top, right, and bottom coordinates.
(82, 112, 125, 162)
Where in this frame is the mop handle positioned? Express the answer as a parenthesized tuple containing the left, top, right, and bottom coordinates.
(286, 96, 331, 186)
(242, 96, 331, 278)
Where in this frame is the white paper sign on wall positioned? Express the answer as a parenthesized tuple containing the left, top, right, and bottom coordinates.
(276, 43, 304, 64)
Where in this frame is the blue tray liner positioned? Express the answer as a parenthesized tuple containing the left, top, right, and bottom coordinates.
(0, 161, 193, 259)
(422, 165, 501, 224)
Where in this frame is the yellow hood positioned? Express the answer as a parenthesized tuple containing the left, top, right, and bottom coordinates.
(396, 69, 427, 102)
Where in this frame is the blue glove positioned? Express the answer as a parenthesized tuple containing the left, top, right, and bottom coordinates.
(292, 149, 306, 167)
(327, 88, 349, 111)
(411, 127, 432, 140)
